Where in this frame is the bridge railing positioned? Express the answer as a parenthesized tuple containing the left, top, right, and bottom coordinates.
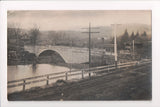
(8, 59, 151, 93)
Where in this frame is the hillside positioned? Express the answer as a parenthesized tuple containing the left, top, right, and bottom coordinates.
(39, 24, 151, 41)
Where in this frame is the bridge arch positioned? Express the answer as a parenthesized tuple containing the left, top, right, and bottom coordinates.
(37, 50, 66, 64)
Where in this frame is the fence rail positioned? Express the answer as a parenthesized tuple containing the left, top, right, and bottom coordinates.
(8, 59, 151, 92)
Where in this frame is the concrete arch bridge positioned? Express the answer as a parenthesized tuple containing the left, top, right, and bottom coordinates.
(24, 45, 114, 64)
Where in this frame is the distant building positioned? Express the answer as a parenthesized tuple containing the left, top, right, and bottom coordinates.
(124, 41, 143, 51)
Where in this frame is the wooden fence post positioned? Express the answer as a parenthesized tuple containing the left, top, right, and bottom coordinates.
(89, 71, 91, 77)
(107, 64, 109, 72)
(82, 70, 84, 79)
(23, 80, 25, 91)
(65, 72, 68, 80)
(46, 75, 49, 85)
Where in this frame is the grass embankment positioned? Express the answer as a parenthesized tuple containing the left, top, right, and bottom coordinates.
(8, 63, 152, 100)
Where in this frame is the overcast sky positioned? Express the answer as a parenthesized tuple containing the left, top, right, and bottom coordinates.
(8, 10, 151, 31)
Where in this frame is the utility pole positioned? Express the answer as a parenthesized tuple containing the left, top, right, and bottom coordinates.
(102, 37, 105, 47)
(16, 30, 18, 66)
(82, 23, 99, 77)
(100, 37, 107, 65)
(70, 40, 73, 72)
(111, 24, 121, 69)
(132, 39, 135, 60)
(114, 25, 117, 68)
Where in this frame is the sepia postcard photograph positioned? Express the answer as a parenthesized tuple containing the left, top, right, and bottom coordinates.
(7, 10, 152, 101)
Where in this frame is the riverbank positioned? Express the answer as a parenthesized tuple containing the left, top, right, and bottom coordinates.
(8, 55, 115, 69)
(8, 63, 151, 100)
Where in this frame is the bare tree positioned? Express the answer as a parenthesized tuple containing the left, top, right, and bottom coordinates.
(29, 27, 40, 45)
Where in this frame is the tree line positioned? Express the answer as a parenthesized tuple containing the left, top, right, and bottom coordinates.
(115, 29, 151, 59)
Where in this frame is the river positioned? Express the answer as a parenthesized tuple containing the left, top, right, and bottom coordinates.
(8, 64, 70, 93)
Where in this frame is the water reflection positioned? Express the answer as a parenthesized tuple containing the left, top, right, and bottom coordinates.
(8, 64, 70, 93)
(8, 64, 70, 81)
(32, 64, 37, 72)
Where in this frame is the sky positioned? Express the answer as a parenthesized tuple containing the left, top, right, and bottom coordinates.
(7, 10, 151, 31)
